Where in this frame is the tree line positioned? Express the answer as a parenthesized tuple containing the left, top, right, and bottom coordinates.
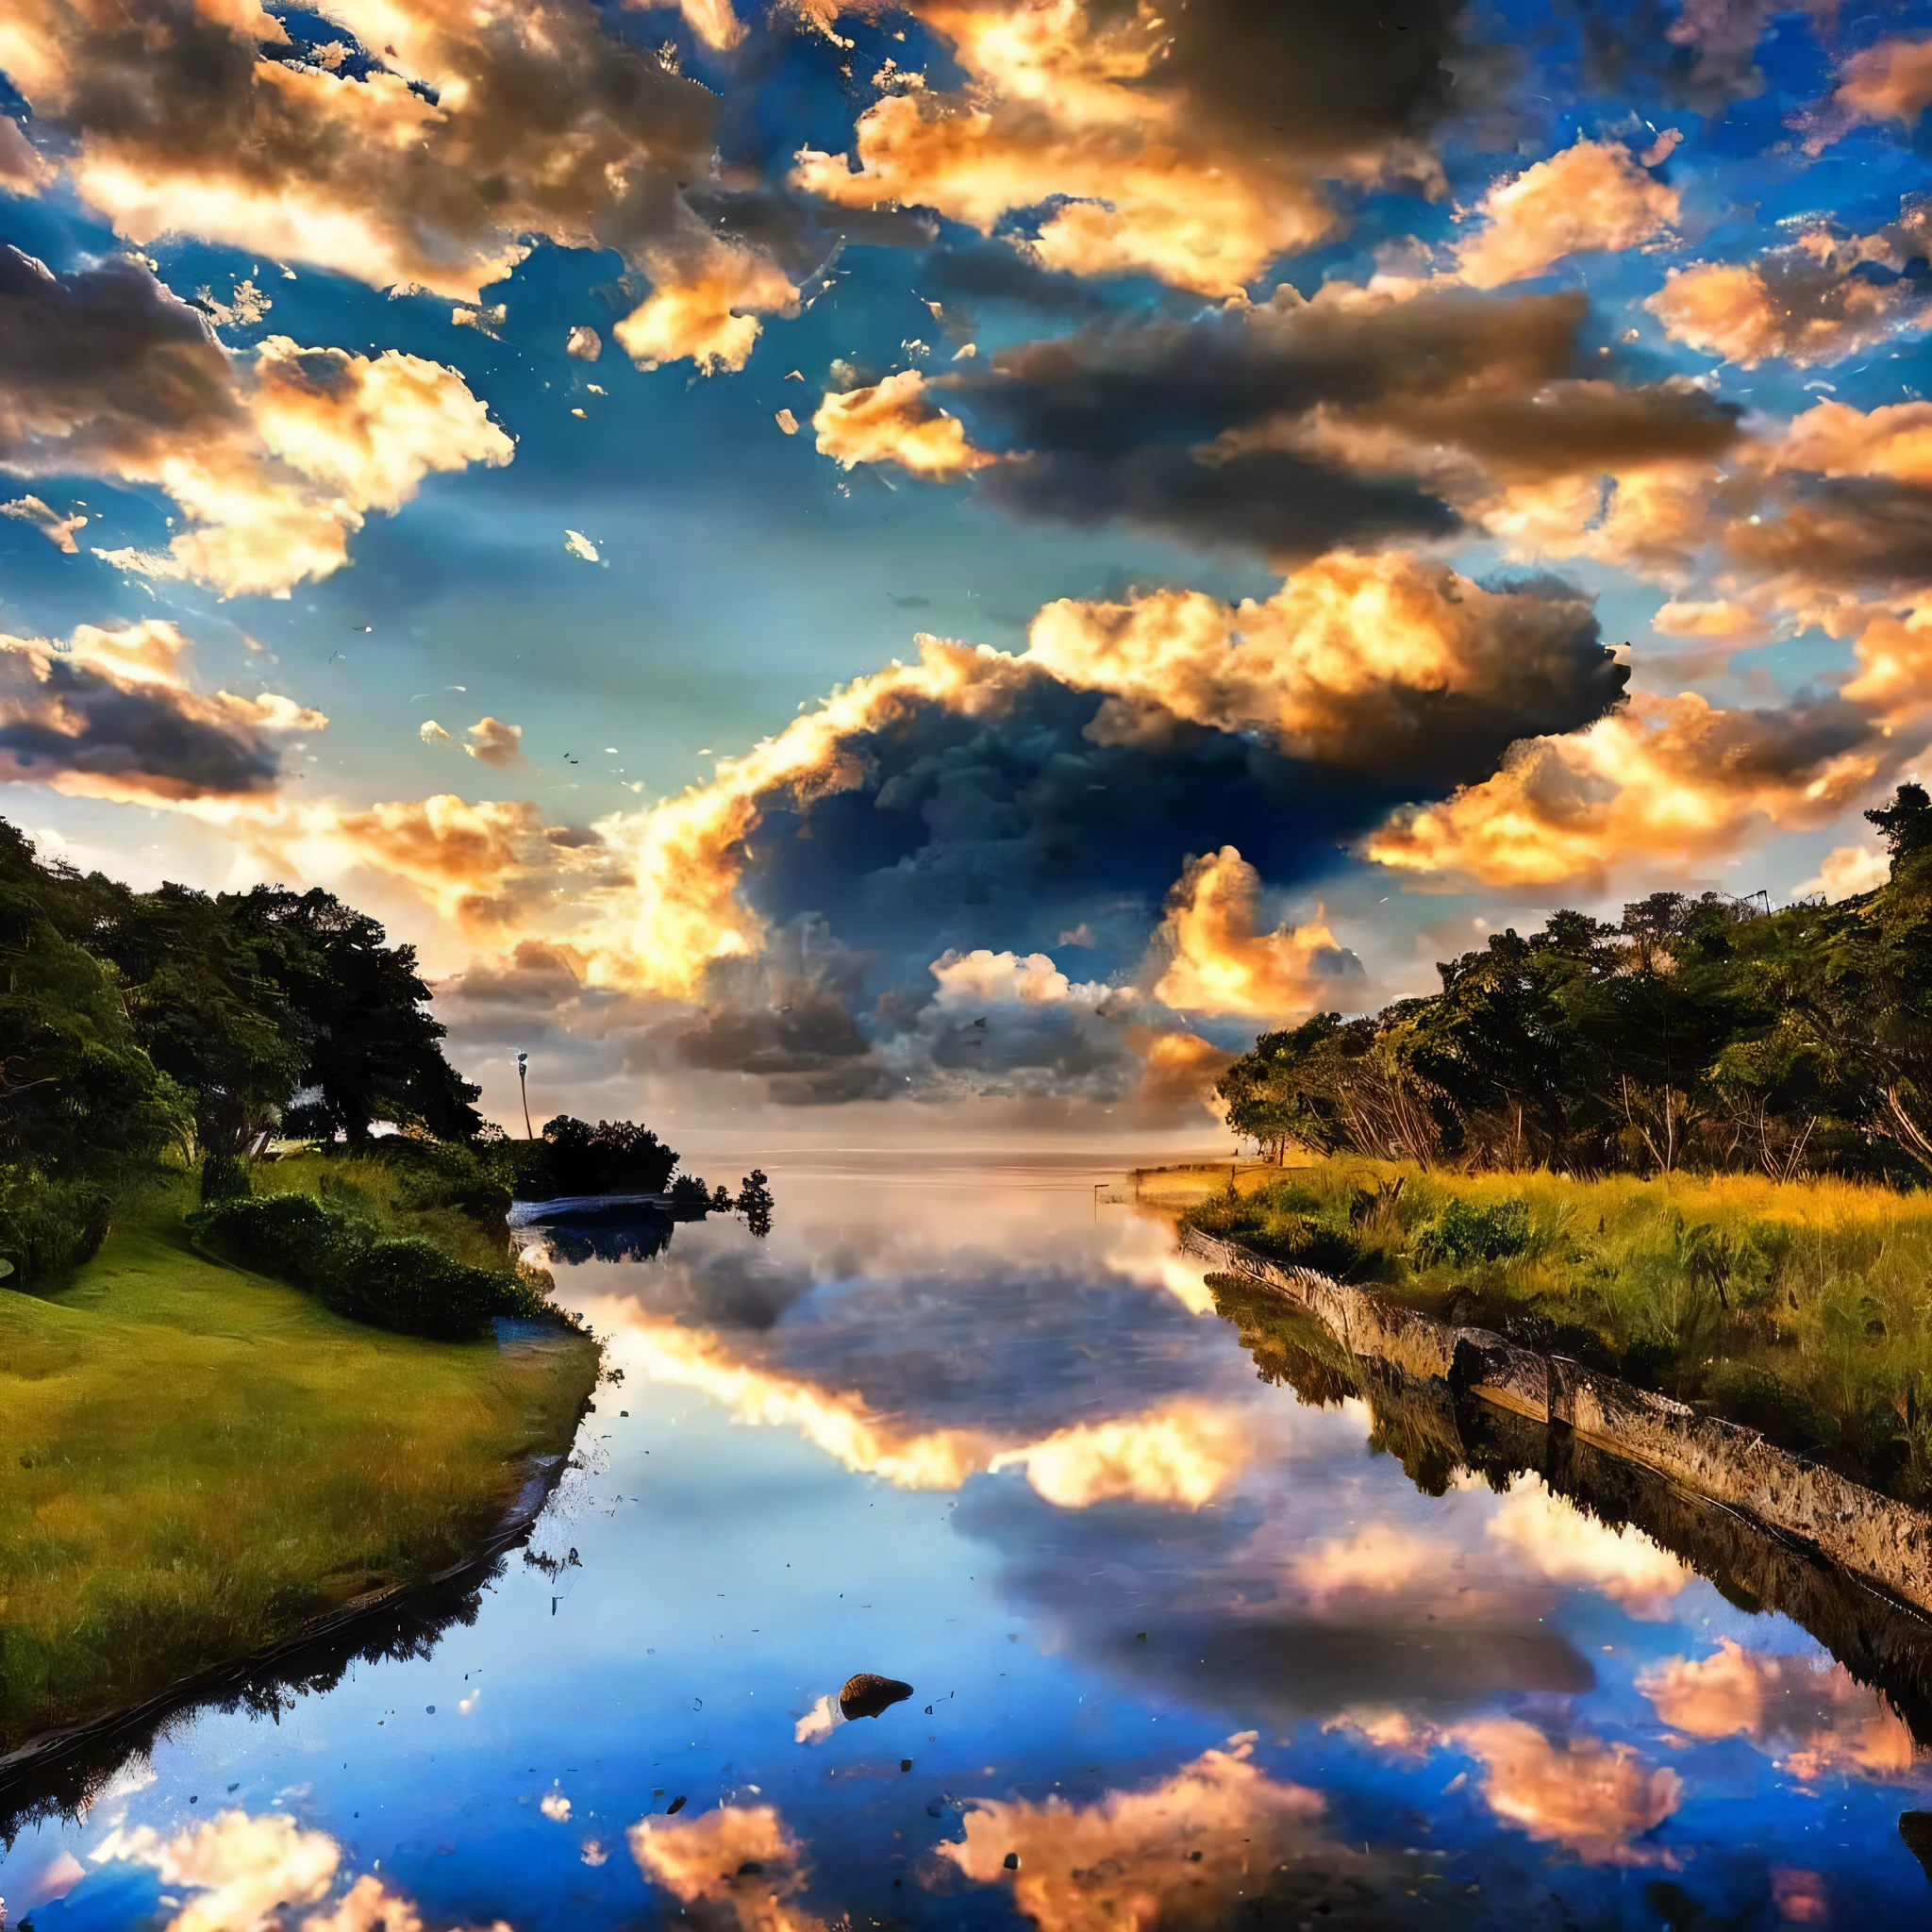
(0, 818, 770, 1285)
(1219, 785, 1932, 1183)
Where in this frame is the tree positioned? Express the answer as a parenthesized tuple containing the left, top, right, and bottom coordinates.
(737, 1170, 774, 1238)
(231, 887, 482, 1143)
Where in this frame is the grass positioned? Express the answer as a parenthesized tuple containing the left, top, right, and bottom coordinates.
(1160, 1158, 1932, 1498)
(0, 1178, 598, 1754)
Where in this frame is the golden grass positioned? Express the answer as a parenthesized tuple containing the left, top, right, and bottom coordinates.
(1160, 1158, 1932, 1492)
(0, 1191, 597, 1752)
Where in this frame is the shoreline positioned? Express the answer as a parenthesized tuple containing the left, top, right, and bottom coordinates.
(1183, 1224, 1932, 1622)
(0, 1393, 591, 1829)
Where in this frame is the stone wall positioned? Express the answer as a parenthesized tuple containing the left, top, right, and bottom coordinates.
(1180, 1224, 1932, 1619)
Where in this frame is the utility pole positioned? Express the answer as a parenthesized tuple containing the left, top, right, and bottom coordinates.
(516, 1051, 533, 1140)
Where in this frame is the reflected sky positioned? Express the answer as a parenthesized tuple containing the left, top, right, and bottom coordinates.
(6, 1157, 1932, 1929)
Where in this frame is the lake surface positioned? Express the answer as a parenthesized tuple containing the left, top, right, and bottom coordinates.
(7, 1155, 1932, 1929)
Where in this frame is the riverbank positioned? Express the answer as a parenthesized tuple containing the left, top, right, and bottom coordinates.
(1149, 1158, 1932, 1498)
(0, 1182, 599, 1754)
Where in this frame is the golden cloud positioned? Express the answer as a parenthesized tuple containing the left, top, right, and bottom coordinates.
(92, 1809, 341, 1932)
(1799, 34, 1932, 152)
(1027, 550, 1609, 770)
(0, 620, 325, 804)
(464, 715, 525, 770)
(988, 1402, 1245, 1507)
(1639, 1638, 1920, 1784)
(612, 238, 800, 376)
(1647, 223, 1932, 369)
(1, 491, 85, 551)
(939, 1733, 1344, 1932)
(1455, 1717, 1683, 1866)
(812, 369, 996, 480)
(1363, 691, 1885, 891)
(1149, 846, 1353, 1020)
(1455, 139, 1678, 290)
(1484, 1479, 1689, 1617)
(791, 0, 1358, 298)
(628, 1803, 824, 1932)
(0, 0, 769, 367)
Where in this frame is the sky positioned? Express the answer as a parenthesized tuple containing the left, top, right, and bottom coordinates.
(7, 0, 1932, 1141)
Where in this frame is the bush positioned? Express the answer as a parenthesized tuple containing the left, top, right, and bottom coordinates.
(341, 1236, 508, 1341)
(537, 1116, 678, 1196)
(190, 1191, 516, 1339)
(0, 1174, 113, 1288)
(1407, 1197, 1532, 1269)
(668, 1174, 712, 1211)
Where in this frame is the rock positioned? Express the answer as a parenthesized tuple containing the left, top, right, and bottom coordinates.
(838, 1673, 913, 1720)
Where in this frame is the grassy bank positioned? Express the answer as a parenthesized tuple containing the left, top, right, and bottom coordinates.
(1158, 1159, 1932, 1499)
(0, 1180, 598, 1754)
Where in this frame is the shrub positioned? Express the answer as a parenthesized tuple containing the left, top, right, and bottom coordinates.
(540, 1116, 678, 1196)
(0, 1174, 113, 1288)
(190, 1191, 515, 1339)
(668, 1174, 711, 1211)
(1185, 1196, 1360, 1276)
(340, 1237, 507, 1341)
(1407, 1197, 1532, 1269)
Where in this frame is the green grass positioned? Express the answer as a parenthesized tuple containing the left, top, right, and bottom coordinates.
(0, 1183, 598, 1752)
(1173, 1160, 1932, 1497)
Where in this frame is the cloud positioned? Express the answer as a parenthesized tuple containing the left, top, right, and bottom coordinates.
(1025, 551, 1624, 777)
(1148, 847, 1359, 1019)
(565, 325, 603, 361)
(1292, 1521, 1438, 1603)
(611, 237, 799, 375)
(987, 1403, 1245, 1507)
(811, 369, 995, 480)
(1, 491, 86, 551)
(420, 720, 454, 746)
(1794, 841, 1890, 899)
(1364, 690, 1890, 891)
(0, 0, 798, 371)
(1454, 138, 1678, 290)
(540, 1790, 573, 1821)
(1454, 1718, 1683, 1865)
(301, 1876, 425, 1932)
(1484, 1480, 1689, 1617)
(923, 282, 1736, 562)
(464, 715, 525, 770)
(1639, 1638, 1921, 1783)
(0, 247, 511, 597)
(628, 1803, 824, 1932)
(938, 1733, 1345, 1932)
(92, 1809, 341, 1932)
(793, 0, 1471, 297)
(929, 947, 1106, 1009)
(1798, 34, 1932, 152)
(1646, 212, 1932, 368)
(0, 620, 324, 804)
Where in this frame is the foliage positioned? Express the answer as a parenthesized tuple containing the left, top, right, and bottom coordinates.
(0, 1195, 597, 1751)
(1407, 1197, 1531, 1268)
(190, 1190, 553, 1340)
(1216, 786, 1932, 1184)
(669, 1173, 713, 1211)
(529, 1115, 679, 1197)
(737, 1168, 774, 1239)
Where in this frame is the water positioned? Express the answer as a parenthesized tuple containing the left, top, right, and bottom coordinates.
(6, 1156, 1932, 1929)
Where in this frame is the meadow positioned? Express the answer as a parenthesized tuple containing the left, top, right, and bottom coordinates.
(0, 1173, 598, 1755)
(1158, 1159, 1932, 1498)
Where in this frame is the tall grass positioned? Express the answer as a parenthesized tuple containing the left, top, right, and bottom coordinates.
(0, 1186, 597, 1751)
(1171, 1160, 1932, 1496)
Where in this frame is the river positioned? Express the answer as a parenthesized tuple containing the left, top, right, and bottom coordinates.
(4, 1154, 1931, 1928)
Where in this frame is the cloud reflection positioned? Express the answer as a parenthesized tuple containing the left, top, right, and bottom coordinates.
(629, 1804, 824, 1932)
(939, 1732, 1347, 1932)
(1641, 1639, 1924, 1785)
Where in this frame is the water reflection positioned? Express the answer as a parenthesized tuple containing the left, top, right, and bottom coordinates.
(7, 1155, 1932, 1929)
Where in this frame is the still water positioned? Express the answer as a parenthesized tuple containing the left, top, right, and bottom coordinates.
(7, 1156, 1932, 1929)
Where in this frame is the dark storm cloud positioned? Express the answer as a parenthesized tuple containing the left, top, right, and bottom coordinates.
(930, 286, 1740, 561)
(0, 245, 242, 474)
(1726, 475, 1932, 589)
